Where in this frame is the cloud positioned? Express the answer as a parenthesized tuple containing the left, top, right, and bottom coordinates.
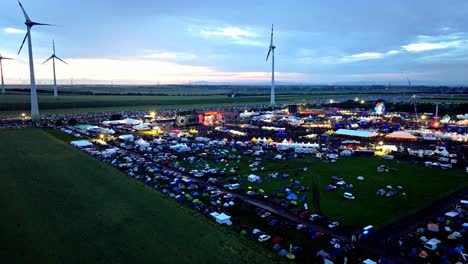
(347, 50, 401, 60)
(5, 56, 304, 84)
(402, 33, 467, 52)
(386, 50, 400, 55)
(349, 52, 385, 59)
(4, 27, 26, 34)
(402, 41, 462, 52)
(200, 27, 257, 39)
(200, 26, 263, 46)
(143, 51, 198, 61)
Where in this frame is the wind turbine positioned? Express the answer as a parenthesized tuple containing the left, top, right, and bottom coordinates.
(43, 40, 67, 97)
(266, 24, 276, 106)
(0, 53, 13, 95)
(407, 77, 419, 122)
(17, 1, 54, 121)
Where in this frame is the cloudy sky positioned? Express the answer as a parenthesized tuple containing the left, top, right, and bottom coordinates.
(1, 0, 467, 85)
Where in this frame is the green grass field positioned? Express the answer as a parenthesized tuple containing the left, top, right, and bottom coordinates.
(182, 152, 467, 228)
(0, 129, 276, 264)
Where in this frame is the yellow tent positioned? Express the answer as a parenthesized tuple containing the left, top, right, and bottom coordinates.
(251, 137, 257, 142)
(267, 138, 273, 143)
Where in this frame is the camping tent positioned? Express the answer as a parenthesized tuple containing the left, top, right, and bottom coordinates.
(119, 134, 134, 141)
(135, 138, 150, 148)
(210, 212, 232, 225)
(248, 174, 261, 183)
(340, 150, 352, 157)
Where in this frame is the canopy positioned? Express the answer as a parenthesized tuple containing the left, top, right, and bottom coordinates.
(386, 131, 417, 140)
(335, 129, 378, 138)
(71, 140, 92, 148)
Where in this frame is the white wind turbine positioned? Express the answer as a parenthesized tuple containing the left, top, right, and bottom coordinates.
(266, 24, 276, 106)
(17, 1, 54, 121)
(407, 77, 419, 122)
(43, 40, 67, 97)
(0, 53, 13, 95)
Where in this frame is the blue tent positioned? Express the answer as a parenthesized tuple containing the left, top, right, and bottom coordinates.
(272, 244, 281, 251)
(287, 193, 298, 200)
(192, 192, 199, 196)
(278, 249, 288, 257)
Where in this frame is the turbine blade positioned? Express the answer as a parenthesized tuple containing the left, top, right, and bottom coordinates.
(31, 22, 55, 26)
(18, 32, 29, 55)
(18, 1, 31, 21)
(53, 40, 55, 55)
(42, 55, 54, 64)
(270, 24, 274, 47)
(55, 56, 67, 64)
(1, 57, 13, 60)
(266, 47, 272, 61)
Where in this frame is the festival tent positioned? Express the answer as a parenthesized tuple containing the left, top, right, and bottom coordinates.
(122, 118, 142, 125)
(71, 140, 92, 148)
(334, 129, 378, 138)
(132, 123, 150, 131)
(386, 131, 417, 140)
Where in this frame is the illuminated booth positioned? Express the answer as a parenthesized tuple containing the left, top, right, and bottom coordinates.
(199, 111, 224, 125)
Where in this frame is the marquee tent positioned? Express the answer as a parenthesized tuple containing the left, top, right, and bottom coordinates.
(334, 129, 378, 138)
(386, 131, 417, 140)
(71, 140, 92, 148)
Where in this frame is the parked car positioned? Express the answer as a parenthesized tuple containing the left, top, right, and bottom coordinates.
(343, 192, 355, 200)
(258, 234, 271, 242)
(328, 221, 340, 229)
(260, 212, 271, 218)
(309, 214, 324, 222)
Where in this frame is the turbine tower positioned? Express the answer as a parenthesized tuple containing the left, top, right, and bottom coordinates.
(17, 1, 53, 121)
(407, 77, 419, 122)
(0, 53, 13, 95)
(266, 24, 276, 106)
(43, 40, 67, 97)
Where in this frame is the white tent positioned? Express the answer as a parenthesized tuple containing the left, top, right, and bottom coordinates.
(195, 137, 210, 142)
(132, 123, 150, 131)
(102, 147, 119, 156)
(335, 129, 378, 138)
(340, 150, 352, 157)
(122, 118, 142, 125)
(440, 149, 449, 157)
(248, 174, 261, 182)
(71, 140, 92, 148)
(119, 134, 134, 141)
(135, 138, 150, 148)
(210, 212, 232, 225)
(386, 131, 417, 140)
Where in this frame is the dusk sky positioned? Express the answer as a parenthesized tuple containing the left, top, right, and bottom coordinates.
(1, 0, 468, 85)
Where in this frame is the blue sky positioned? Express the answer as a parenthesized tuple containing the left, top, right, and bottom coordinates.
(1, 0, 468, 85)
